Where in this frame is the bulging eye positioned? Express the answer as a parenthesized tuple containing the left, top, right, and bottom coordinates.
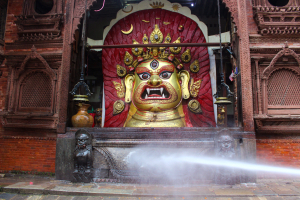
(138, 72, 151, 80)
(159, 71, 172, 79)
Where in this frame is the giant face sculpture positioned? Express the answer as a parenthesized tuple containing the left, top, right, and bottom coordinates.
(124, 56, 190, 127)
(103, 9, 216, 128)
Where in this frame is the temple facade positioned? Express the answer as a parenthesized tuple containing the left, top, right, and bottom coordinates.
(0, 0, 299, 181)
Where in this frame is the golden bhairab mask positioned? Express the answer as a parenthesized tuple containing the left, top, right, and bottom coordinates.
(133, 59, 181, 112)
(123, 24, 191, 127)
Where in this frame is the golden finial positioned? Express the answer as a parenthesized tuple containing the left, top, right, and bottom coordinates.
(150, 24, 163, 44)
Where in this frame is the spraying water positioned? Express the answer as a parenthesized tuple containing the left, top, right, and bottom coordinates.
(125, 148, 300, 183)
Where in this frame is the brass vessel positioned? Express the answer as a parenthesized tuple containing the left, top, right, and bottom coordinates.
(72, 103, 94, 127)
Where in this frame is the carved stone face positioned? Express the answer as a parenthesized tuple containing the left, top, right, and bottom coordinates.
(76, 133, 89, 147)
(219, 135, 233, 150)
(132, 59, 182, 112)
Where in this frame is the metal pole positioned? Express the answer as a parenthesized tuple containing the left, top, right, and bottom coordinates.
(80, 0, 87, 81)
(217, 0, 224, 83)
(88, 42, 230, 49)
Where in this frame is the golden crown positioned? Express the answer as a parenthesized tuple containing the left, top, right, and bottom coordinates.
(122, 24, 194, 73)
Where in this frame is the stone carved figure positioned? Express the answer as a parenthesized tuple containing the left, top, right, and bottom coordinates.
(94, 108, 102, 127)
(215, 133, 239, 185)
(73, 129, 92, 182)
(217, 134, 235, 158)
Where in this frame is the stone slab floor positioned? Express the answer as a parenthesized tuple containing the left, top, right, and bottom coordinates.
(1, 175, 300, 199)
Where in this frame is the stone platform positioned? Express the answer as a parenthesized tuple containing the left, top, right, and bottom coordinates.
(55, 127, 256, 184)
(1, 174, 300, 199)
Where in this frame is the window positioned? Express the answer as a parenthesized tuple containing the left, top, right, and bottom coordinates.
(19, 71, 53, 111)
(268, 69, 300, 106)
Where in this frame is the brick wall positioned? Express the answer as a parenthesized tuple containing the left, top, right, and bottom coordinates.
(256, 138, 300, 178)
(0, 136, 56, 173)
(4, 0, 23, 43)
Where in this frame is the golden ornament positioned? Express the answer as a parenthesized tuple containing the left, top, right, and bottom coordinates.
(124, 51, 133, 66)
(190, 78, 202, 98)
(142, 34, 149, 44)
(112, 80, 125, 98)
(160, 33, 171, 51)
(181, 49, 192, 63)
(172, 3, 181, 11)
(142, 20, 150, 23)
(113, 100, 125, 115)
(150, 24, 163, 44)
(116, 64, 127, 77)
(188, 99, 202, 114)
(150, 1, 164, 9)
(190, 59, 200, 73)
(132, 39, 143, 56)
(170, 37, 182, 54)
(121, 24, 133, 35)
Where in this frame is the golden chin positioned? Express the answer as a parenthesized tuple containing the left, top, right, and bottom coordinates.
(124, 107, 186, 127)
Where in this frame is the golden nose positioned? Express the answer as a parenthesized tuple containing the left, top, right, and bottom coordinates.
(148, 75, 162, 86)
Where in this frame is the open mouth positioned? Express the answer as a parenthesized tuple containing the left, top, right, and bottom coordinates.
(141, 87, 170, 100)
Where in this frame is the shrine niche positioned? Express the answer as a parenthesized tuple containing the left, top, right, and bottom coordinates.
(253, 44, 300, 133)
(2, 46, 60, 129)
(102, 9, 215, 127)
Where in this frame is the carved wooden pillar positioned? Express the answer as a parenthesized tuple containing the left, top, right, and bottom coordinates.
(57, 0, 76, 133)
(237, 0, 254, 131)
(252, 57, 263, 115)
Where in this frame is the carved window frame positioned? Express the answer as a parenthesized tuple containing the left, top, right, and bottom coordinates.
(8, 48, 57, 115)
(16, 69, 56, 113)
(261, 47, 300, 115)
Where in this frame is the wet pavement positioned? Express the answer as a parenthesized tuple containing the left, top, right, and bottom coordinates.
(1, 175, 300, 199)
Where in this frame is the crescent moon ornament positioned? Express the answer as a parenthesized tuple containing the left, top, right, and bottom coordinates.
(121, 24, 133, 35)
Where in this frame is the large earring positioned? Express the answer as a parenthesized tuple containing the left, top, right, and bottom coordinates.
(178, 70, 190, 99)
(124, 74, 135, 103)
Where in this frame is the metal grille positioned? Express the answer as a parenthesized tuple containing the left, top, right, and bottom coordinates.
(20, 72, 52, 108)
(267, 69, 300, 106)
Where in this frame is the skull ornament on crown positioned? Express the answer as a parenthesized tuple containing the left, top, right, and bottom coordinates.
(102, 9, 215, 127)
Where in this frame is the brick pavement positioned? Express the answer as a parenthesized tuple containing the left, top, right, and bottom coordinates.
(1, 175, 300, 199)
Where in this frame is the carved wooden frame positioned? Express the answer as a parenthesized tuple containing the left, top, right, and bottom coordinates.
(3, 47, 59, 129)
(59, 0, 253, 132)
(260, 46, 300, 115)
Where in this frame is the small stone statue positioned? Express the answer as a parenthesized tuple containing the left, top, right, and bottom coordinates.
(216, 134, 235, 158)
(215, 133, 239, 185)
(94, 108, 102, 127)
(73, 129, 92, 182)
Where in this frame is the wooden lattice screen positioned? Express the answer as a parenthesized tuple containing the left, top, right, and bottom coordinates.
(267, 69, 300, 106)
(20, 72, 52, 108)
